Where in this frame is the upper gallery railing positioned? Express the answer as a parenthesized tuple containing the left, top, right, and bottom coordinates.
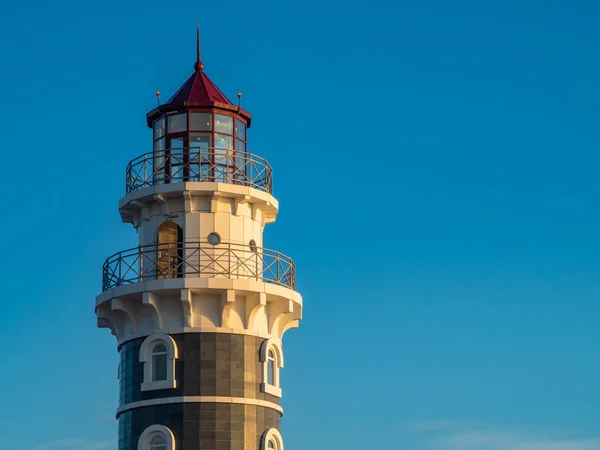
(126, 147, 273, 194)
(102, 241, 295, 291)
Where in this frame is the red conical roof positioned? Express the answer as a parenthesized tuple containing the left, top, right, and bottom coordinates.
(146, 26, 251, 127)
(164, 69, 233, 108)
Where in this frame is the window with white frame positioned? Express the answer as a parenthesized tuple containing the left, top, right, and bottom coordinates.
(267, 349, 276, 385)
(138, 425, 175, 450)
(260, 339, 284, 398)
(139, 333, 178, 391)
(261, 428, 284, 450)
(150, 435, 166, 450)
(152, 345, 168, 381)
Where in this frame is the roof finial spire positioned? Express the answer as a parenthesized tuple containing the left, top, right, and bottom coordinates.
(195, 22, 204, 72)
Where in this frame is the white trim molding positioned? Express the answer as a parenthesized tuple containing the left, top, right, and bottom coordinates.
(118, 396, 284, 415)
(139, 333, 178, 391)
(260, 339, 284, 398)
(261, 428, 284, 450)
(138, 424, 175, 450)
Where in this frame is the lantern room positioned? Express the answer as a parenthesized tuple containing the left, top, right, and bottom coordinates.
(144, 33, 253, 186)
(148, 109, 249, 157)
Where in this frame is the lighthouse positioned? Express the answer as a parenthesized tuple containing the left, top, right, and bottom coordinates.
(95, 30, 302, 450)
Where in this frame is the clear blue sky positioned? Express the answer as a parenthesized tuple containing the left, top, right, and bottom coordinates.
(1, 1, 599, 449)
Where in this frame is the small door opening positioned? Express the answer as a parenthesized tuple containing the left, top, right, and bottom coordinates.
(157, 221, 183, 279)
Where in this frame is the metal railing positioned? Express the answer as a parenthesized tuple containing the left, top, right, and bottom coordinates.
(102, 241, 295, 291)
(126, 147, 273, 194)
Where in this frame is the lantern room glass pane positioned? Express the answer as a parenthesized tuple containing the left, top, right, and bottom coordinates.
(235, 119, 246, 140)
(190, 133, 212, 181)
(168, 138, 185, 183)
(215, 134, 233, 149)
(153, 138, 165, 155)
(214, 114, 233, 134)
(167, 113, 187, 133)
(190, 133, 211, 149)
(153, 118, 165, 139)
(190, 112, 212, 131)
(214, 134, 232, 182)
(236, 139, 246, 152)
(235, 139, 248, 182)
(168, 137, 184, 149)
(153, 138, 165, 183)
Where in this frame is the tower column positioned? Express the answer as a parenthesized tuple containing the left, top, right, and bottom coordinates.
(96, 32, 302, 450)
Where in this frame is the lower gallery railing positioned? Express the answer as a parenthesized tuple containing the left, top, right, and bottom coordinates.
(102, 241, 295, 291)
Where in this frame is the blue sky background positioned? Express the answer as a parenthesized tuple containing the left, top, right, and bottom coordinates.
(1, 0, 600, 449)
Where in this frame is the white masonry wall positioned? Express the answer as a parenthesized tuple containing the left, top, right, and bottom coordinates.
(135, 195, 266, 248)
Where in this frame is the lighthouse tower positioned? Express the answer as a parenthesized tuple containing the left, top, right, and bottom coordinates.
(95, 31, 302, 450)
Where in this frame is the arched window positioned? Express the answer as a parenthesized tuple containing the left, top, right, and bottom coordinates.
(261, 428, 284, 450)
(152, 344, 168, 381)
(138, 425, 175, 450)
(157, 221, 183, 279)
(267, 349, 276, 385)
(150, 435, 166, 450)
(140, 333, 178, 391)
(260, 339, 284, 398)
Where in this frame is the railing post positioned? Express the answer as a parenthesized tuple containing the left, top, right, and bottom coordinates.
(249, 153, 254, 187)
(116, 257, 121, 287)
(228, 242, 231, 277)
(277, 255, 281, 286)
(140, 246, 144, 283)
(179, 241, 183, 279)
(143, 154, 148, 188)
(255, 250, 259, 282)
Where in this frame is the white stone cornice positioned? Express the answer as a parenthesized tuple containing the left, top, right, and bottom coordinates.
(97, 282, 301, 343)
(120, 183, 278, 213)
(153, 193, 167, 203)
(97, 305, 124, 341)
(142, 291, 162, 330)
(220, 289, 236, 328)
(234, 195, 251, 215)
(182, 190, 192, 212)
(271, 302, 302, 340)
(97, 316, 118, 339)
(281, 319, 300, 335)
(181, 289, 193, 327)
(267, 299, 292, 335)
(246, 292, 267, 330)
(111, 298, 138, 335)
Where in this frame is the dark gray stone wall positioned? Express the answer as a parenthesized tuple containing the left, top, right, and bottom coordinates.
(118, 403, 280, 450)
(117, 333, 282, 450)
(119, 333, 280, 405)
